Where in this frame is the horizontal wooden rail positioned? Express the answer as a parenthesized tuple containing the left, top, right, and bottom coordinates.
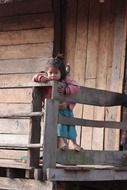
(56, 150, 127, 166)
(0, 81, 53, 89)
(53, 82, 127, 107)
(0, 112, 43, 118)
(58, 115, 127, 131)
(0, 143, 42, 148)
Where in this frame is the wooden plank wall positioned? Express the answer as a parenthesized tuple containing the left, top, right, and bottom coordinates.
(64, 0, 127, 150)
(0, 0, 54, 155)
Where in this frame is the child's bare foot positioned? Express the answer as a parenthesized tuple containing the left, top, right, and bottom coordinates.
(73, 144, 83, 152)
(60, 144, 68, 150)
(58, 137, 68, 150)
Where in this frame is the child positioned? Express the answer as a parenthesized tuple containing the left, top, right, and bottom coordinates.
(33, 55, 82, 151)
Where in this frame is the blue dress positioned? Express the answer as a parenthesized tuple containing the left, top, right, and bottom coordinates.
(57, 108, 77, 140)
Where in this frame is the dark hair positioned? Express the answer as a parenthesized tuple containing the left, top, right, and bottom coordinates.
(47, 54, 67, 81)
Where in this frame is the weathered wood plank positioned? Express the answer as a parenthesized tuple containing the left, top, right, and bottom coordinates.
(0, 28, 53, 45)
(0, 159, 28, 169)
(43, 99, 59, 175)
(0, 143, 42, 148)
(0, 58, 48, 74)
(0, 88, 32, 103)
(0, 103, 32, 114)
(0, 82, 53, 90)
(82, 80, 95, 149)
(0, 0, 52, 17)
(0, 118, 30, 134)
(83, 0, 100, 150)
(72, 0, 89, 150)
(104, 0, 126, 150)
(64, 0, 77, 77)
(0, 134, 28, 145)
(56, 150, 127, 166)
(27, 87, 42, 167)
(85, 0, 100, 79)
(0, 43, 53, 60)
(0, 149, 27, 159)
(58, 115, 127, 131)
(0, 112, 42, 118)
(0, 177, 52, 190)
(47, 167, 127, 181)
(53, 82, 127, 107)
(0, 13, 53, 31)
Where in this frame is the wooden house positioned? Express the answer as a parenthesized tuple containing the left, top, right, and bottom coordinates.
(0, 0, 127, 189)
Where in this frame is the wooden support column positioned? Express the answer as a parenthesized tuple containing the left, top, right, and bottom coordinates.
(43, 99, 59, 178)
(27, 87, 42, 168)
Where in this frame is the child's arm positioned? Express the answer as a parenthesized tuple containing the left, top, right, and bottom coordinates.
(58, 78, 80, 95)
(32, 72, 49, 83)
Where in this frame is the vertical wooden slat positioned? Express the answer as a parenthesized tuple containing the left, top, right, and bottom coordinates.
(73, 0, 89, 148)
(64, 0, 77, 77)
(83, 0, 100, 149)
(43, 99, 59, 176)
(53, 0, 61, 56)
(104, 0, 126, 150)
(27, 87, 42, 168)
(92, 0, 113, 150)
(82, 79, 95, 149)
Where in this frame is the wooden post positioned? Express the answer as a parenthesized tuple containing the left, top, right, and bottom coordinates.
(27, 87, 42, 168)
(43, 99, 59, 179)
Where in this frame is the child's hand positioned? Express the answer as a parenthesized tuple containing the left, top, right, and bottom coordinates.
(59, 102, 68, 109)
(57, 85, 65, 95)
(33, 73, 49, 83)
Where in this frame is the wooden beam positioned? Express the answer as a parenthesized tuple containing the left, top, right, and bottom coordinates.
(43, 99, 59, 176)
(0, 143, 42, 148)
(0, 81, 53, 89)
(58, 115, 127, 131)
(0, 112, 43, 118)
(56, 150, 127, 166)
(53, 82, 127, 107)
(47, 167, 127, 181)
(0, 177, 53, 190)
(27, 87, 42, 168)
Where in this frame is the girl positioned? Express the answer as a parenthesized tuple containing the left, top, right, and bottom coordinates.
(33, 55, 82, 151)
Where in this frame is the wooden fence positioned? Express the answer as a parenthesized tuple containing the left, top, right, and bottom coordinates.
(42, 81, 127, 178)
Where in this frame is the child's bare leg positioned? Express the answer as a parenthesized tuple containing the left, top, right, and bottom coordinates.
(71, 139, 83, 151)
(58, 137, 68, 150)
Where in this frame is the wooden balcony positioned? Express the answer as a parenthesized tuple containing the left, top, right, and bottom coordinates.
(0, 81, 127, 189)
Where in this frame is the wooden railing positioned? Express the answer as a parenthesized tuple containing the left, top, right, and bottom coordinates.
(42, 81, 127, 178)
(0, 81, 127, 179)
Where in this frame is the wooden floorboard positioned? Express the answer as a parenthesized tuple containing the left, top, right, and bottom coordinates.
(0, 177, 52, 190)
(47, 166, 127, 181)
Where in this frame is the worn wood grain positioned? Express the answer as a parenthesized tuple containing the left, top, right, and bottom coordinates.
(0, 58, 48, 74)
(0, 118, 30, 134)
(0, 28, 53, 45)
(0, 103, 32, 114)
(0, 88, 32, 103)
(0, 149, 27, 159)
(27, 87, 43, 168)
(0, 177, 52, 190)
(0, 43, 53, 60)
(0, 13, 53, 31)
(43, 99, 59, 175)
(0, 0, 52, 17)
(53, 82, 127, 107)
(47, 167, 127, 181)
(56, 149, 127, 166)
(58, 115, 127, 131)
(0, 134, 28, 145)
(105, 0, 126, 150)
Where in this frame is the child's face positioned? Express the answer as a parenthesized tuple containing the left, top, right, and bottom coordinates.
(47, 66, 61, 81)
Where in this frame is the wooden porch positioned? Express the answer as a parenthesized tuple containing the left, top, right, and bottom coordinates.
(0, 81, 127, 189)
